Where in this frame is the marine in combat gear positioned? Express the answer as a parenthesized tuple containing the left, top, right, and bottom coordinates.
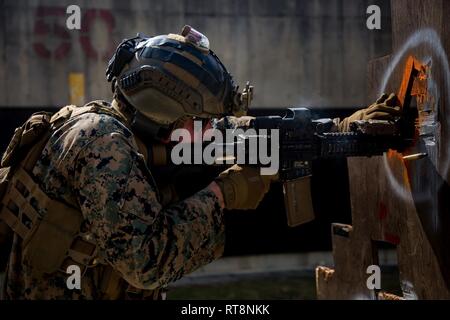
(0, 26, 400, 299)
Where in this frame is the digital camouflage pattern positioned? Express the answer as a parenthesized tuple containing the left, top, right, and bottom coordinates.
(2, 101, 225, 299)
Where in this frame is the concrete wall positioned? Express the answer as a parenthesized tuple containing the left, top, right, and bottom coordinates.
(0, 0, 391, 109)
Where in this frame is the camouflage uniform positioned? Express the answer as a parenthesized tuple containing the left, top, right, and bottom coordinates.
(2, 101, 225, 299)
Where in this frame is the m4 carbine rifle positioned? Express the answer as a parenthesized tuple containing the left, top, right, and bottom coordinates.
(220, 56, 421, 226)
(229, 107, 414, 226)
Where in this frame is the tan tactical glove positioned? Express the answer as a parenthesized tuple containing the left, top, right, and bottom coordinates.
(213, 116, 255, 131)
(337, 93, 402, 132)
(215, 165, 277, 210)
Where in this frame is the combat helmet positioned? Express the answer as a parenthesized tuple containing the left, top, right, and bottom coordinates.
(106, 26, 252, 130)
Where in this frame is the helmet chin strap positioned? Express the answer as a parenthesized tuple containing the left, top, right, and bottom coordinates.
(132, 110, 173, 144)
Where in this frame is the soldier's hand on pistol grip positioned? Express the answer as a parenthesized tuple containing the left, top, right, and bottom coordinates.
(337, 93, 402, 132)
(214, 165, 277, 210)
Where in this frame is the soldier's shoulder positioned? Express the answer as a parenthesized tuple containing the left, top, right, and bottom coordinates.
(63, 101, 133, 140)
(45, 101, 135, 160)
(84, 100, 111, 109)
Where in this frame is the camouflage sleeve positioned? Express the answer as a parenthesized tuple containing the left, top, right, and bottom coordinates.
(74, 132, 225, 290)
